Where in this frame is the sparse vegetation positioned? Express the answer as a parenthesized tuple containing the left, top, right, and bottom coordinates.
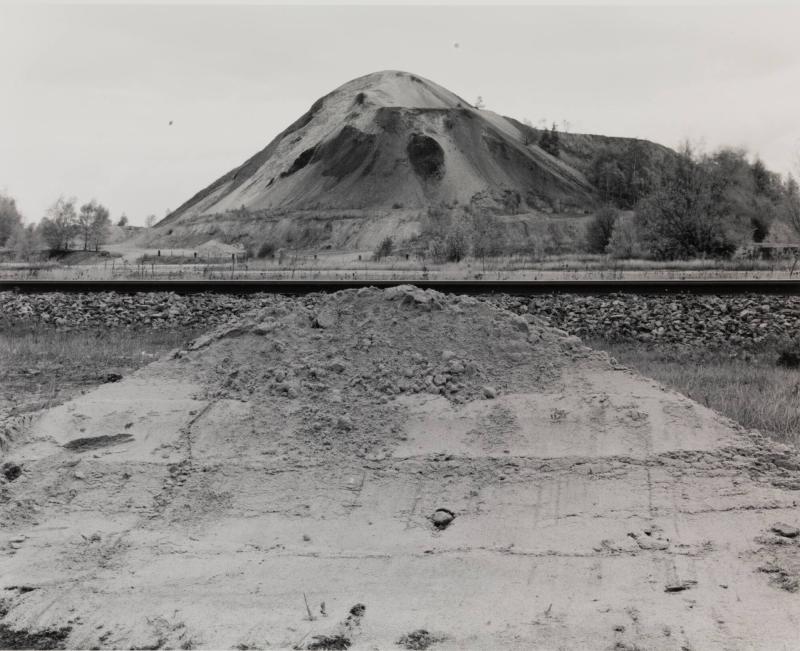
(0, 325, 200, 417)
(538, 122, 561, 157)
(592, 340, 800, 447)
(584, 206, 619, 254)
(606, 214, 643, 259)
(373, 236, 394, 260)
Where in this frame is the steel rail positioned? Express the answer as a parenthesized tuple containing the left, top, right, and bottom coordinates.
(2, 279, 800, 295)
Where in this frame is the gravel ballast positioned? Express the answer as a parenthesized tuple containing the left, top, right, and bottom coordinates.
(1, 290, 798, 350)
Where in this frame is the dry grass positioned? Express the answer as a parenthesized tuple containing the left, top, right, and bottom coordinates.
(0, 327, 199, 414)
(591, 340, 800, 447)
(3, 250, 797, 281)
(0, 327, 191, 369)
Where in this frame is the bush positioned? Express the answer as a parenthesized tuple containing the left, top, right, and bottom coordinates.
(445, 226, 469, 262)
(606, 214, 644, 259)
(373, 236, 394, 260)
(256, 241, 276, 259)
(777, 348, 800, 369)
(751, 214, 771, 243)
(471, 212, 506, 261)
(635, 144, 740, 260)
(585, 207, 619, 253)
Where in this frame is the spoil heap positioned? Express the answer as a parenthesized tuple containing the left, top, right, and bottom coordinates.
(1, 287, 798, 649)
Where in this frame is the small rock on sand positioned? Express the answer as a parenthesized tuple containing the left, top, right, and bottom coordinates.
(431, 509, 455, 529)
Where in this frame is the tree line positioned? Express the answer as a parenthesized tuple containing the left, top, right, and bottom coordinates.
(585, 143, 800, 260)
(0, 195, 130, 260)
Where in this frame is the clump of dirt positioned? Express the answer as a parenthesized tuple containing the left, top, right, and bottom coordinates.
(304, 603, 366, 650)
(0, 624, 71, 650)
(398, 629, 445, 650)
(63, 433, 134, 452)
(759, 563, 800, 592)
(306, 634, 350, 650)
(407, 134, 444, 180)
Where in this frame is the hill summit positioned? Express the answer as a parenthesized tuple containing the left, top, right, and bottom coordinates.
(157, 70, 671, 248)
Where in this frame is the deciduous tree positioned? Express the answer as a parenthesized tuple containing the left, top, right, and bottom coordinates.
(0, 193, 23, 247)
(39, 197, 78, 251)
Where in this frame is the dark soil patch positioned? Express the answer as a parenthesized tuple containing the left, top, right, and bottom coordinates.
(407, 134, 444, 180)
(306, 635, 351, 650)
(2, 462, 22, 482)
(317, 126, 377, 181)
(397, 629, 444, 650)
(281, 146, 318, 178)
(64, 433, 134, 452)
(0, 624, 71, 650)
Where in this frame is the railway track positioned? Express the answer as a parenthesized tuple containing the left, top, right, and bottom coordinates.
(2, 278, 800, 295)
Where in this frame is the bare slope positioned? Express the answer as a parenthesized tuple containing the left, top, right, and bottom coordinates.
(2, 287, 799, 649)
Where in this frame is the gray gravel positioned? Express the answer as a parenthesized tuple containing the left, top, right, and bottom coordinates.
(484, 293, 800, 350)
(1, 290, 798, 350)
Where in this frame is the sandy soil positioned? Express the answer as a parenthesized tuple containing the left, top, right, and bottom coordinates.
(1, 286, 799, 650)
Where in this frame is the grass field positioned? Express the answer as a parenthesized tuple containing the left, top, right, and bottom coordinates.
(0, 327, 200, 416)
(591, 339, 800, 447)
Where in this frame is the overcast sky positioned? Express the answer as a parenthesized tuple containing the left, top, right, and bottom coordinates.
(2, 3, 799, 225)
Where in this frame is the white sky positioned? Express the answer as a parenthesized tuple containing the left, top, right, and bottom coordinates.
(2, 3, 799, 225)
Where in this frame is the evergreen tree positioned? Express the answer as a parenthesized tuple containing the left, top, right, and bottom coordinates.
(539, 123, 560, 157)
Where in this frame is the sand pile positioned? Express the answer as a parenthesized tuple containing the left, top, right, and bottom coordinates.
(1, 287, 799, 649)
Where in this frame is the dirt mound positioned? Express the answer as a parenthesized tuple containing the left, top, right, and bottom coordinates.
(1, 287, 799, 649)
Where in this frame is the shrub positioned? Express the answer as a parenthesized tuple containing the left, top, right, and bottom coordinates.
(606, 214, 644, 259)
(777, 348, 800, 369)
(635, 144, 740, 260)
(471, 213, 506, 262)
(373, 236, 394, 260)
(751, 214, 771, 243)
(445, 226, 470, 262)
(256, 241, 276, 259)
(585, 206, 619, 253)
(427, 238, 445, 263)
